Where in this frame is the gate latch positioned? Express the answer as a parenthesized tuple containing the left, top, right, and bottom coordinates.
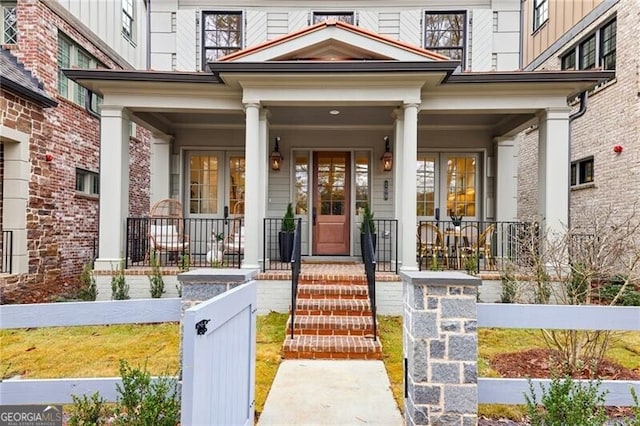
(195, 319, 211, 335)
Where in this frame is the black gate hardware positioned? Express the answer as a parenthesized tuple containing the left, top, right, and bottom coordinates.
(195, 319, 211, 335)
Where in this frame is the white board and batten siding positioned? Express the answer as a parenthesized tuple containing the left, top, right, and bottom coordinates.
(399, 10, 422, 47)
(176, 9, 198, 71)
(246, 10, 268, 48)
(470, 9, 493, 71)
(181, 281, 258, 426)
(358, 10, 379, 33)
(478, 303, 640, 406)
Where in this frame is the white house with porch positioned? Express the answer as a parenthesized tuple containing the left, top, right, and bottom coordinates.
(65, 18, 611, 273)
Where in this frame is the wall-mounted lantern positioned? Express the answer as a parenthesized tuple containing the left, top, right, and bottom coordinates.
(271, 137, 283, 171)
(381, 136, 393, 172)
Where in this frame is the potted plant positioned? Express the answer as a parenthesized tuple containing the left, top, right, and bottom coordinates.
(279, 203, 296, 262)
(360, 203, 377, 260)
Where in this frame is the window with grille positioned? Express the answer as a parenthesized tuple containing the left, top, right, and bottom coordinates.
(202, 11, 242, 67)
(122, 0, 134, 39)
(1, 2, 17, 44)
(533, 0, 548, 32)
(600, 20, 616, 70)
(312, 12, 354, 24)
(57, 33, 104, 110)
(570, 157, 594, 186)
(559, 18, 616, 74)
(424, 12, 466, 66)
(579, 35, 596, 70)
(561, 51, 575, 70)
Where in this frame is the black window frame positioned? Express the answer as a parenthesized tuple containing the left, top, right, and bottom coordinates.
(201, 11, 243, 69)
(579, 34, 596, 70)
(424, 11, 467, 69)
(561, 50, 575, 70)
(570, 157, 594, 187)
(600, 19, 616, 70)
(312, 12, 354, 25)
(532, 0, 548, 32)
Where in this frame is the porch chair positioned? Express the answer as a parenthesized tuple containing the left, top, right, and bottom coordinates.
(148, 198, 190, 266)
(222, 201, 245, 257)
(417, 223, 447, 269)
(460, 224, 496, 270)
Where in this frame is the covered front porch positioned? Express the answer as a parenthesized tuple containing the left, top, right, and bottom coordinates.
(65, 20, 611, 276)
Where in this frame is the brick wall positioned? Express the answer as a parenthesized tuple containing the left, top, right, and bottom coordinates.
(517, 1, 640, 226)
(0, 0, 150, 303)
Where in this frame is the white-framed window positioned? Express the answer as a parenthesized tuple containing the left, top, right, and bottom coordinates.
(57, 33, 104, 110)
(201, 11, 242, 67)
(1, 1, 17, 44)
(122, 0, 134, 40)
(560, 19, 616, 71)
(424, 11, 466, 66)
(532, 0, 548, 32)
(571, 157, 594, 186)
(312, 12, 354, 25)
(76, 168, 100, 196)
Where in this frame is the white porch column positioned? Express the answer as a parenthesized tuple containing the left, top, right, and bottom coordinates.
(495, 137, 518, 222)
(258, 108, 269, 266)
(537, 107, 571, 236)
(94, 106, 130, 271)
(242, 102, 261, 269)
(393, 109, 404, 267)
(150, 133, 172, 205)
(400, 102, 419, 270)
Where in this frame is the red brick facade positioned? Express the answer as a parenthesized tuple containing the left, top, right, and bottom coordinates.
(0, 0, 150, 303)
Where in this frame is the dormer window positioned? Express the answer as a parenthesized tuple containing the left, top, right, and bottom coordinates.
(202, 11, 242, 67)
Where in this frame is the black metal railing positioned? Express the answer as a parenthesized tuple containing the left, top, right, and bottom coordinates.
(125, 217, 243, 269)
(359, 219, 398, 273)
(417, 220, 535, 272)
(263, 218, 296, 271)
(2, 230, 12, 274)
(362, 223, 377, 340)
(290, 218, 302, 339)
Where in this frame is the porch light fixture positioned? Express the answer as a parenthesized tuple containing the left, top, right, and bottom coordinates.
(381, 136, 393, 172)
(271, 137, 283, 171)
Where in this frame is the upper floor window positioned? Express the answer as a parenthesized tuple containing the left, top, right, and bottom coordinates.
(57, 33, 104, 109)
(571, 157, 594, 186)
(424, 11, 466, 65)
(561, 18, 616, 72)
(533, 0, 548, 32)
(1, 1, 17, 44)
(122, 0, 134, 39)
(202, 11, 242, 67)
(312, 12, 354, 25)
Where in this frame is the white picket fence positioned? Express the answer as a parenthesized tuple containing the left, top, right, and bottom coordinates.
(477, 303, 640, 406)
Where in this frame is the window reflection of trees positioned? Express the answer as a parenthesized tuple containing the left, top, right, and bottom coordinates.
(416, 156, 436, 217)
(295, 156, 308, 214)
(355, 155, 369, 214)
(319, 156, 346, 215)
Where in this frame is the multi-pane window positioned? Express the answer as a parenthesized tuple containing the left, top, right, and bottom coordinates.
(571, 157, 594, 186)
(424, 12, 466, 64)
(76, 169, 99, 196)
(579, 35, 596, 69)
(354, 153, 369, 214)
(122, 0, 134, 39)
(561, 51, 576, 70)
(600, 20, 616, 70)
(202, 11, 242, 67)
(533, 0, 548, 32)
(416, 156, 436, 217)
(312, 12, 354, 24)
(57, 33, 104, 108)
(1, 2, 17, 44)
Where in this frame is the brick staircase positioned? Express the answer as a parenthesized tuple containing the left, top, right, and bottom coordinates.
(283, 274, 382, 359)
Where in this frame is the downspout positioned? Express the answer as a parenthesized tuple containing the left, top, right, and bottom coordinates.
(567, 91, 588, 230)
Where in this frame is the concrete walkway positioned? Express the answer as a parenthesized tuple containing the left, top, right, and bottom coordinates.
(258, 360, 403, 426)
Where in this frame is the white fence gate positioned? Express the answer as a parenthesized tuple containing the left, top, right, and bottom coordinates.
(181, 281, 257, 426)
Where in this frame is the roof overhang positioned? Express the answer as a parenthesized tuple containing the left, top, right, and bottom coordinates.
(1, 77, 57, 108)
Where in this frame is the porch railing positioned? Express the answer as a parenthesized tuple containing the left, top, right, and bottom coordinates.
(290, 218, 302, 339)
(1, 230, 12, 274)
(125, 217, 243, 269)
(417, 220, 536, 272)
(362, 224, 377, 340)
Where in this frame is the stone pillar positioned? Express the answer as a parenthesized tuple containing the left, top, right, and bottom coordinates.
(243, 102, 260, 270)
(401, 103, 419, 271)
(402, 271, 481, 426)
(537, 107, 571, 237)
(94, 106, 130, 271)
(178, 268, 258, 310)
(150, 133, 172, 205)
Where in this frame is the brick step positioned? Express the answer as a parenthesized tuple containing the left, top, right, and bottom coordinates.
(294, 298, 371, 316)
(283, 335, 382, 360)
(287, 315, 375, 336)
(299, 274, 367, 285)
(296, 284, 369, 300)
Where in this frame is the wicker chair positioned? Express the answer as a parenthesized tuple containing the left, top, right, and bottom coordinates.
(460, 224, 495, 270)
(417, 223, 447, 269)
(148, 198, 189, 266)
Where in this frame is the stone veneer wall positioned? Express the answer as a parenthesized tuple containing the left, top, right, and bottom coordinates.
(403, 271, 480, 426)
(517, 1, 640, 225)
(0, 0, 151, 303)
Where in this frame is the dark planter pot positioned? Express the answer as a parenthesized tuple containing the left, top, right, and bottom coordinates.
(360, 233, 377, 261)
(279, 232, 295, 262)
